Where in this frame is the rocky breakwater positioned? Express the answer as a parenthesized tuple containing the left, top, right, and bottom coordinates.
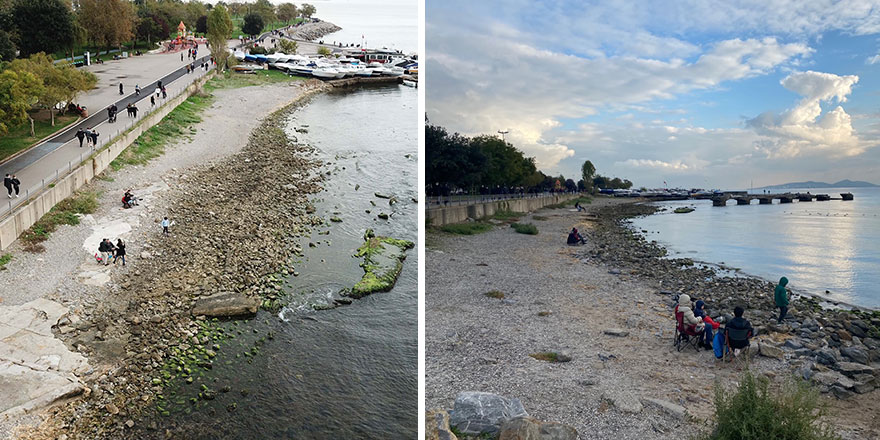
(28, 80, 333, 439)
(288, 20, 342, 41)
(427, 392, 577, 440)
(585, 201, 880, 400)
(349, 229, 414, 298)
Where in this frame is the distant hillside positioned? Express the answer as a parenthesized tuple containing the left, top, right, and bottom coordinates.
(756, 180, 879, 190)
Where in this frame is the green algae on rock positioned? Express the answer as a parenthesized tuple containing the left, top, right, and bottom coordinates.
(350, 229, 414, 298)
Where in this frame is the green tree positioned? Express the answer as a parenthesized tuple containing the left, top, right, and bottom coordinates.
(195, 15, 208, 34)
(11, 0, 75, 57)
(0, 68, 43, 135)
(581, 160, 595, 192)
(276, 3, 297, 24)
(253, 0, 275, 27)
(137, 12, 169, 47)
(207, 4, 233, 70)
(242, 12, 264, 36)
(317, 46, 331, 56)
(78, 0, 136, 52)
(8, 53, 96, 125)
(278, 38, 297, 54)
(0, 30, 15, 61)
(300, 3, 316, 19)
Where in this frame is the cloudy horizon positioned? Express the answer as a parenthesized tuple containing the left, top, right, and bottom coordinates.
(427, 1, 880, 189)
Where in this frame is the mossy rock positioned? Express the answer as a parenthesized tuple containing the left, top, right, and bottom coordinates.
(350, 229, 414, 298)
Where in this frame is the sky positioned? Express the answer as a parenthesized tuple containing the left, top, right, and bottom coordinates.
(426, 0, 880, 189)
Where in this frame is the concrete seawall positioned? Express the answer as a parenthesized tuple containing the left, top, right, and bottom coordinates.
(426, 194, 580, 226)
(0, 74, 213, 250)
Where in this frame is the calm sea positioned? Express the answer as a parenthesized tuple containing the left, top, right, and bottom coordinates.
(312, 0, 418, 53)
(631, 187, 880, 309)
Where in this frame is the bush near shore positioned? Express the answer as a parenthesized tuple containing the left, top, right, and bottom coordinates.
(440, 222, 493, 235)
(511, 223, 538, 235)
(19, 191, 98, 249)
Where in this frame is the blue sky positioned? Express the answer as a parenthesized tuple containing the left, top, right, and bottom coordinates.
(426, 1, 880, 189)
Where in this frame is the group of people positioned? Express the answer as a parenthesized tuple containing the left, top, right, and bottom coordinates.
(75, 127, 99, 148)
(96, 238, 126, 266)
(566, 227, 586, 245)
(3, 174, 21, 198)
(677, 276, 790, 357)
(122, 189, 139, 209)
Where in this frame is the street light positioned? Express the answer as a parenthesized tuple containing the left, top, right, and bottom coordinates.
(497, 129, 509, 141)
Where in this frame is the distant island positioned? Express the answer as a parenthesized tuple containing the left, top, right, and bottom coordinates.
(755, 180, 879, 190)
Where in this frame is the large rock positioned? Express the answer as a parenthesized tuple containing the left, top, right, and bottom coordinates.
(191, 292, 259, 318)
(641, 398, 688, 419)
(601, 390, 643, 414)
(450, 392, 528, 435)
(759, 343, 784, 360)
(349, 229, 414, 298)
(835, 362, 876, 377)
(498, 417, 578, 440)
(840, 346, 870, 365)
(816, 348, 838, 366)
(844, 320, 868, 339)
(426, 409, 458, 440)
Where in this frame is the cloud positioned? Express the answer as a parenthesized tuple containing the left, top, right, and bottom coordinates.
(617, 159, 698, 170)
(747, 71, 871, 158)
(867, 54, 880, 64)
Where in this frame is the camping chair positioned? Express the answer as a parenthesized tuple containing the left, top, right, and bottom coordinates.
(723, 327, 752, 364)
(674, 308, 701, 352)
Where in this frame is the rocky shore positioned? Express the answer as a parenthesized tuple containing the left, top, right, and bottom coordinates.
(8, 79, 336, 439)
(287, 20, 343, 41)
(426, 197, 879, 440)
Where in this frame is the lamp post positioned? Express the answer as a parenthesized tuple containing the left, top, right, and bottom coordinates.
(497, 129, 509, 142)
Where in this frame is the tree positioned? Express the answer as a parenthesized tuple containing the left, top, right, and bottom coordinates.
(11, 0, 75, 57)
(8, 53, 96, 125)
(253, 0, 275, 27)
(195, 15, 208, 34)
(241, 12, 263, 36)
(278, 38, 297, 54)
(78, 0, 136, 52)
(0, 68, 43, 135)
(300, 3, 316, 19)
(207, 4, 233, 70)
(581, 160, 595, 192)
(317, 46, 331, 56)
(276, 3, 297, 23)
(137, 12, 169, 47)
(0, 30, 15, 62)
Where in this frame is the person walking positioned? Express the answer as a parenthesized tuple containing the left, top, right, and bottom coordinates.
(3, 174, 12, 198)
(84, 127, 93, 146)
(181, 52, 184, 62)
(150, 95, 155, 107)
(90, 129, 99, 147)
(161, 86, 167, 99)
(76, 128, 85, 147)
(132, 105, 138, 118)
(10, 175, 20, 198)
(98, 239, 114, 266)
(774, 276, 790, 323)
(114, 239, 126, 266)
(119, 83, 124, 95)
(161, 217, 171, 234)
(135, 84, 140, 96)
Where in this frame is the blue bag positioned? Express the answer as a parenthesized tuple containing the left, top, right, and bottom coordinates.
(713, 331, 724, 359)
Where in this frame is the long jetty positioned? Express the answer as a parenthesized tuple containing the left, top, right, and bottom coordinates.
(696, 191, 854, 206)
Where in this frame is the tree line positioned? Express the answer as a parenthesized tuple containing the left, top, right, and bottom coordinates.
(426, 123, 633, 197)
(0, 0, 319, 63)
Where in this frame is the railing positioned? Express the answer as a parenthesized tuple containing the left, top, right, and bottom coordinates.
(426, 191, 579, 207)
(0, 65, 213, 219)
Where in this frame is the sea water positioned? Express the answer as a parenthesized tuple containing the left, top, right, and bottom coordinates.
(631, 187, 880, 309)
(313, 0, 418, 53)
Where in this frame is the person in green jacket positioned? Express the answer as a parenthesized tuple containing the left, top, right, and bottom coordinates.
(774, 276, 789, 323)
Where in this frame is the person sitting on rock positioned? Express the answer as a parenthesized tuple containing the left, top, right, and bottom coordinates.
(693, 299, 720, 351)
(566, 227, 585, 245)
(724, 306, 754, 351)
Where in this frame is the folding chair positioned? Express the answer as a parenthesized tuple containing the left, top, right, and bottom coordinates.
(723, 327, 752, 364)
(673, 307, 701, 352)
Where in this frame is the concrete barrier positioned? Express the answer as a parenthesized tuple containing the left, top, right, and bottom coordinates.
(426, 194, 580, 226)
(0, 74, 213, 250)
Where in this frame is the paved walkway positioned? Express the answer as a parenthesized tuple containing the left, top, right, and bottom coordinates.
(0, 47, 218, 218)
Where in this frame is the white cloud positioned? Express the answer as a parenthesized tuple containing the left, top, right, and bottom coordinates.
(867, 54, 880, 64)
(747, 71, 871, 158)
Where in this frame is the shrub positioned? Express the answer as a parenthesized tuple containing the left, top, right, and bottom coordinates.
(511, 223, 538, 235)
(484, 290, 505, 299)
(706, 372, 840, 440)
(440, 222, 492, 235)
(529, 352, 559, 362)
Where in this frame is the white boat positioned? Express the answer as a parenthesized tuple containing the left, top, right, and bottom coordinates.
(291, 63, 314, 75)
(312, 67, 339, 79)
(353, 66, 373, 77)
(387, 66, 406, 77)
(274, 62, 297, 73)
(402, 79, 417, 87)
(266, 53, 283, 65)
(233, 51, 246, 60)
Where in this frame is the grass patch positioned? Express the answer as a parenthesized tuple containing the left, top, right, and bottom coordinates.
(484, 290, 505, 299)
(537, 311, 552, 316)
(0, 253, 12, 269)
(529, 352, 560, 362)
(19, 191, 98, 247)
(0, 111, 79, 162)
(544, 195, 592, 209)
(532, 215, 549, 221)
(439, 222, 493, 235)
(491, 209, 524, 220)
(697, 371, 840, 440)
(511, 223, 538, 235)
(204, 69, 304, 92)
(110, 92, 214, 171)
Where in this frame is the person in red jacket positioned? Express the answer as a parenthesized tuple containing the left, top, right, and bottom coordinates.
(693, 299, 719, 350)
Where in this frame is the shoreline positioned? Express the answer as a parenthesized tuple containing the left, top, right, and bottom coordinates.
(426, 197, 879, 439)
(2, 78, 353, 439)
(621, 199, 879, 312)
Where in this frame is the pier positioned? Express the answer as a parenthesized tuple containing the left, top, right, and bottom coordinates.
(706, 192, 854, 206)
